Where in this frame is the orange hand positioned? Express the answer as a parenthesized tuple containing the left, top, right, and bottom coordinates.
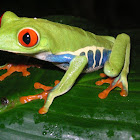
(0, 64, 32, 81)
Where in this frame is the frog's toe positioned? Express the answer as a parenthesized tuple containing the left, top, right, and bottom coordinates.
(98, 90, 109, 99)
(120, 88, 128, 97)
(119, 76, 128, 97)
(0, 75, 6, 81)
(39, 106, 48, 114)
(22, 71, 30, 76)
(20, 91, 50, 104)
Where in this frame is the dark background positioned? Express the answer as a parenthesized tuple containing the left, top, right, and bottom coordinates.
(0, 0, 139, 29)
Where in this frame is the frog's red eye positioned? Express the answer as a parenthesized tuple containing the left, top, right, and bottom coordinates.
(18, 28, 38, 47)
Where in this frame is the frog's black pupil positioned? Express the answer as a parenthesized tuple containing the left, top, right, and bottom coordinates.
(23, 32, 30, 45)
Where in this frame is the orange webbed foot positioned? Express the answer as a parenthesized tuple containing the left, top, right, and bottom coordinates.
(20, 80, 60, 114)
(96, 73, 128, 99)
(0, 63, 33, 81)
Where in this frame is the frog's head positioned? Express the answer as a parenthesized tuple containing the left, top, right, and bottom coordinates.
(0, 11, 50, 55)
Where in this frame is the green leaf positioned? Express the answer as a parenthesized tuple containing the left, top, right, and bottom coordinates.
(0, 16, 140, 140)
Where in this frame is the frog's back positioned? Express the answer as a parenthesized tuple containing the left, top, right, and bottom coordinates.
(41, 19, 114, 53)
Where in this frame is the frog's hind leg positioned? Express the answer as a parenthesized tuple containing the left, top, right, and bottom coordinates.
(96, 33, 130, 98)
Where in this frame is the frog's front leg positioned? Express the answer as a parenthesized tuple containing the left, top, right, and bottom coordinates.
(96, 33, 130, 99)
(39, 56, 88, 114)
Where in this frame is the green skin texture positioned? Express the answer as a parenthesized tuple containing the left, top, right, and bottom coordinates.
(0, 11, 130, 113)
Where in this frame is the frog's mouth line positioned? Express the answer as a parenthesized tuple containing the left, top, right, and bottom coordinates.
(0, 49, 52, 63)
(0, 49, 18, 54)
(0, 49, 49, 56)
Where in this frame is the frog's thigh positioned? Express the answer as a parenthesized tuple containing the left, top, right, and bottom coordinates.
(104, 33, 130, 77)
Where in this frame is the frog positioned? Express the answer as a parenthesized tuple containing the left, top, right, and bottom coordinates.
(0, 11, 130, 114)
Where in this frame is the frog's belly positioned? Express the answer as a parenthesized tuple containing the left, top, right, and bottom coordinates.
(54, 47, 111, 73)
(54, 63, 103, 73)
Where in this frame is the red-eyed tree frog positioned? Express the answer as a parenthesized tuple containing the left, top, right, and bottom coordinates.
(0, 11, 130, 114)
